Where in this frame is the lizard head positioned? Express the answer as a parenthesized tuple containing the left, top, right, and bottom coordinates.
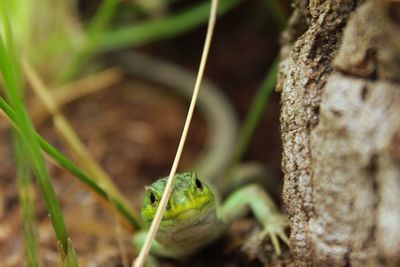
(141, 172, 216, 228)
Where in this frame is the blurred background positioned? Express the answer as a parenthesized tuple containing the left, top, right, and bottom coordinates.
(0, 0, 291, 266)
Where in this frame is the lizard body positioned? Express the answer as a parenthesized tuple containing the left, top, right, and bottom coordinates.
(114, 50, 288, 264)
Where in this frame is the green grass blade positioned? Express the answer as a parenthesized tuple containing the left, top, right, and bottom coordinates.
(228, 0, 287, 166)
(61, 0, 241, 81)
(98, 0, 241, 51)
(59, 239, 79, 267)
(0, 97, 142, 229)
(0, 1, 72, 256)
(59, 0, 120, 82)
(14, 132, 41, 267)
(86, 0, 120, 37)
(230, 0, 289, 165)
(232, 56, 279, 163)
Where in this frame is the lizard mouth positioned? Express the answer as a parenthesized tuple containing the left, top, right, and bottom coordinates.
(160, 199, 215, 225)
(175, 200, 215, 221)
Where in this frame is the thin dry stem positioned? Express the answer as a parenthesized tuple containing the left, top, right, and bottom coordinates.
(132, 0, 219, 266)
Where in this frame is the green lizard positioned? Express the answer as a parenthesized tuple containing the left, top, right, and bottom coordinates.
(114, 51, 289, 264)
(134, 171, 289, 263)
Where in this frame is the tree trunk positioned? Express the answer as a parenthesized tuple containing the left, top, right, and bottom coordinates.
(278, 0, 400, 266)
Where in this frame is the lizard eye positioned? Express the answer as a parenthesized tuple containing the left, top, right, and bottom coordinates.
(149, 192, 156, 206)
(195, 178, 203, 191)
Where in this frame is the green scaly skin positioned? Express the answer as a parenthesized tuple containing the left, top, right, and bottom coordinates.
(135, 172, 289, 261)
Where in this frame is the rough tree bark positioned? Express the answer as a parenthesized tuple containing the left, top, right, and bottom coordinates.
(278, 0, 400, 266)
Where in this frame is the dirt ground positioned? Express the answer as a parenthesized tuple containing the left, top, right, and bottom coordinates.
(0, 1, 293, 266)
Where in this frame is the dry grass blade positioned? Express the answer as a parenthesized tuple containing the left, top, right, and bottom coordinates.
(31, 67, 123, 125)
(132, 0, 219, 266)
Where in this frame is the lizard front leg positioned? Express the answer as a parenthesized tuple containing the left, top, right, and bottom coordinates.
(219, 184, 289, 255)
